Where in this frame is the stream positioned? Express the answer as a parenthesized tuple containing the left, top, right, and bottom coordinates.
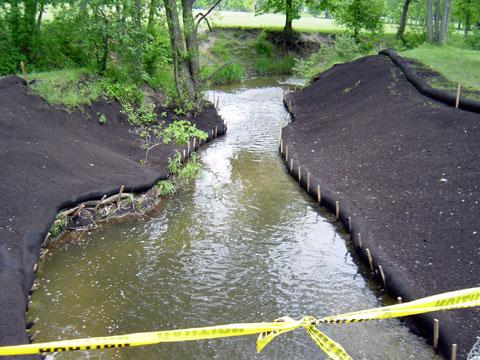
(30, 78, 442, 359)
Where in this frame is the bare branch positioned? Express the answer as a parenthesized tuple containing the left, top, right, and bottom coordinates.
(195, 0, 222, 30)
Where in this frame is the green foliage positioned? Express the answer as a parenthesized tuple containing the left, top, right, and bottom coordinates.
(156, 180, 176, 196)
(25, 68, 103, 107)
(121, 103, 157, 126)
(97, 113, 107, 124)
(254, 32, 275, 57)
(333, 0, 385, 39)
(293, 34, 363, 79)
(209, 63, 245, 85)
(162, 120, 208, 145)
(50, 213, 68, 238)
(167, 152, 202, 181)
(401, 43, 480, 95)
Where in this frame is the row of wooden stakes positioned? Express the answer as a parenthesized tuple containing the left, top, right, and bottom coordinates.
(278, 132, 458, 360)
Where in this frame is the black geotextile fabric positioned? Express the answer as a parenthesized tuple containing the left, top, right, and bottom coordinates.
(380, 49, 480, 114)
(283, 55, 480, 359)
(0, 76, 225, 359)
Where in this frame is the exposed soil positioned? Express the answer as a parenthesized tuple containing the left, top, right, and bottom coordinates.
(283, 55, 480, 359)
(0, 76, 224, 358)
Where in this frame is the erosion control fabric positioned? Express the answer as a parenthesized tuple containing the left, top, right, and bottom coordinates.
(283, 54, 480, 358)
(0, 76, 225, 358)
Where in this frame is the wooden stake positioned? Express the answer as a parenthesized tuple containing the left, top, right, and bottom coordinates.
(335, 201, 340, 221)
(317, 184, 321, 203)
(215, 125, 218, 138)
(33, 263, 38, 273)
(378, 265, 386, 288)
(365, 248, 373, 272)
(451, 344, 457, 360)
(211, 129, 214, 139)
(298, 166, 301, 182)
(280, 139, 283, 154)
(433, 319, 439, 351)
(215, 95, 219, 110)
(193, 137, 197, 150)
(187, 141, 190, 155)
(285, 146, 289, 161)
(397, 296, 403, 304)
(20, 61, 26, 75)
(41, 232, 50, 248)
(307, 173, 311, 192)
(183, 149, 186, 162)
(117, 185, 125, 207)
(29, 330, 40, 343)
(290, 158, 293, 172)
(29, 283, 37, 295)
(348, 216, 352, 233)
(357, 233, 362, 248)
(455, 82, 461, 109)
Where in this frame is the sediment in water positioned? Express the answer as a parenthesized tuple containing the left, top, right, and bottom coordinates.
(282, 54, 480, 359)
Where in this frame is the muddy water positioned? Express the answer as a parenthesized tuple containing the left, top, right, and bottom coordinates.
(31, 78, 442, 360)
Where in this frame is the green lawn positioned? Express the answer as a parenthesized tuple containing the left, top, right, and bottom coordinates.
(201, 10, 398, 34)
(401, 44, 480, 94)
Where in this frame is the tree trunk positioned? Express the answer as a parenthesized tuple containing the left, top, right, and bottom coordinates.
(434, 0, 441, 42)
(396, 0, 412, 40)
(133, 0, 143, 80)
(283, 0, 293, 50)
(163, 0, 196, 106)
(36, 0, 44, 32)
(464, 0, 471, 38)
(182, 0, 201, 103)
(426, 0, 433, 42)
(439, 0, 451, 44)
(22, 0, 38, 59)
(148, 0, 157, 35)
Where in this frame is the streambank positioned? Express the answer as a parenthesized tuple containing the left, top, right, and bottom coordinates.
(282, 54, 480, 359)
(0, 75, 225, 356)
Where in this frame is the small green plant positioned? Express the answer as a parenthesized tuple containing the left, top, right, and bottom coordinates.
(121, 103, 157, 126)
(50, 213, 68, 238)
(177, 152, 202, 180)
(156, 180, 176, 196)
(167, 152, 182, 175)
(97, 112, 107, 124)
(162, 120, 208, 145)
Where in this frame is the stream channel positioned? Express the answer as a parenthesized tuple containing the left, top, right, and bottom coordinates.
(30, 78, 442, 359)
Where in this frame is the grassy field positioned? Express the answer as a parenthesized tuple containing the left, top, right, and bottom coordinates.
(401, 44, 480, 95)
(201, 10, 398, 34)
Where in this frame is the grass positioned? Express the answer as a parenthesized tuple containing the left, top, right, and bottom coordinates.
(199, 10, 398, 34)
(24, 68, 103, 107)
(401, 44, 480, 95)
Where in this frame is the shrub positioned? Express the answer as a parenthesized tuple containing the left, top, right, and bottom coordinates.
(210, 63, 245, 85)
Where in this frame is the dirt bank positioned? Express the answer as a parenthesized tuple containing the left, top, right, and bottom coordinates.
(0, 76, 225, 358)
(282, 55, 479, 359)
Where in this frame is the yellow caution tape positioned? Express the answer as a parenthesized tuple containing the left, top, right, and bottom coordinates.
(319, 287, 480, 324)
(1, 287, 479, 359)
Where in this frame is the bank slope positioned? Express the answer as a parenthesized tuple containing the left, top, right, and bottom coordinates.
(0, 75, 225, 357)
(283, 55, 480, 359)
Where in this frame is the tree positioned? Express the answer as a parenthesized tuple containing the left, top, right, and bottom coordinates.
(452, 0, 480, 38)
(333, 0, 385, 40)
(162, 0, 221, 110)
(396, 0, 413, 40)
(255, 0, 302, 49)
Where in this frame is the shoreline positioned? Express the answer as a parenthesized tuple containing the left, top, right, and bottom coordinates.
(282, 53, 479, 359)
(0, 75, 226, 358)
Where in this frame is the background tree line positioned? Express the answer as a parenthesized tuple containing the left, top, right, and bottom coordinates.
(0, 0, 479, 110)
